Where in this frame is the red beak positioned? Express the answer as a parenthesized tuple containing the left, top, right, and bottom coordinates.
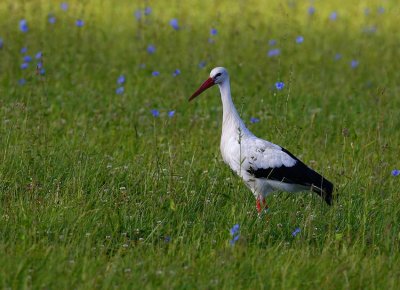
(189, 77, 215, 101)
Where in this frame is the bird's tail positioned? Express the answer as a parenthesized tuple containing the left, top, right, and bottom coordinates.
(311, 178, 334, 205)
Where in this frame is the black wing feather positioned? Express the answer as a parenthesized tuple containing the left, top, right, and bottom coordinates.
(247, 147, 334, 205)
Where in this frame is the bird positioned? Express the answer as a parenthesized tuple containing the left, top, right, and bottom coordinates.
(189, 67, 334, 215)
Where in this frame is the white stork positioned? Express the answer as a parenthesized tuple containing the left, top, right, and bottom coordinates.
(189, 67, 334, 214)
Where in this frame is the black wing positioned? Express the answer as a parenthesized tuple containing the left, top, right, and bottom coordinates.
(247, 147, 334, 205)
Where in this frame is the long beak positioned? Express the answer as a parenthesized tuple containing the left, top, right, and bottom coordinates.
(189, 77, 215, 101)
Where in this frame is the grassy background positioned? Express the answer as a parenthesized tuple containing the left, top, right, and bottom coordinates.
(1, 0, 399, 288)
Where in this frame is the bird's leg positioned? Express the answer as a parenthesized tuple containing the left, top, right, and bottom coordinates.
(256, 195, 269, 218)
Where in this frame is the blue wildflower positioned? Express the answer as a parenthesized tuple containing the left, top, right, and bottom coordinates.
(139, 63, 146, 69)
(39, 68, 45, 75)
(164, 236, 171, 243)
(152, 71, 160, 77)
(116, 87, 124, 95)
(275, 81, 285, 90)
(23, 55, 32, 63)
(267, 48, 280, 57)
(292, 227, 301, 237)
(268, 39, 277, 46)
(330, 11, 338, 21)
(168, 110, 175, 118)
(144, 7, 152, 15)
(250, 117, 260, 124)
(19, 19, 28, 32)
(37, 61, 43, 69)
(334, 53, 342, 61)
(76, 19, 84, 27)
(169, 18, 179, 30)
(35, 52, 42, 59)
(210, 28, 217, 35)
(296, 36, 304, 44)
(60, 3, 68, 11)
(229, 224, 240, 245)
(151, 109, 159, 117)
(377, 7, 385, 14)
(198, 61, 206, 68)
(308, 6, 315, 15)
(147, 45, 156, 54)
(134, 10, 142, 20)
(18, 78, 26, 86)
(392, 169, 400, 177)
(48, 15, 56, 24)
(20, 47, 27, 54)
(21, 63, 29, 70)
(117, 75, 125, 84)
(0, 38, 3, 49)
(350, 60, 359, 68)
(173, 69, 181, 77)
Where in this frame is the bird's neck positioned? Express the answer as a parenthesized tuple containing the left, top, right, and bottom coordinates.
(218, 79, 250, 138)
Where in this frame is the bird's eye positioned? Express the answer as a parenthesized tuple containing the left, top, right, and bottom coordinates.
(215, 73, 222, 77)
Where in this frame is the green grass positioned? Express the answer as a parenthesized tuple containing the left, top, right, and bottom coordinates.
(1, 0, 400, 288)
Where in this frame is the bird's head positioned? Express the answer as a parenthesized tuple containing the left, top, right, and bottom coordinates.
(189, 67, 229, 101)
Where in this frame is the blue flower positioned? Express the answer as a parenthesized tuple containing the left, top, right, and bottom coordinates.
(134, 10, 142, 20)
(21, 63, 29, 70)
(147, 45, 156, 54)
(268, 39, 277, 46)
(210, 28, 217, 35)
(330, 11, 338, 21)
(250, 117, 259, 124)
(350, 60, 359, 68)
(151, 109, 159, 117)
(23, 55, 32, 63)
(377, 7, 385, 14)
(292, 227, 301, 237)
(18, 78, 26, 86)
(392, 169, 400, 177)
(308, 6, 315, 15)
(164, 236, 171, 243)
(39, 68, 46, 75)
(168, 110, 175, 118)
(230, 224, 239, 236)
(296, 36, 304, 44)
(35, 52, 42, 59)
(152, 71, 160, 77)
(275, 81, 285, 90)
(76, 19, 84, 27)
(0, 38, 3, 49)
(198, 61, 206, 68)
(169, 18, 179, 30)
(37, 61, 43, 69)
(229, 224, 240, 245)
(117, 75, 125, 84)
(334, 53, 342, 61)
(19, 19, 28, 32)
(48, 15, 56, 24)
(116, 86, 124, 95)
(144, 7, 152, 15)
(60, 3, 68, 11)
(173, 69, 181, 77)
(267, 48, 280, 57)
(20, 47, 28, 54)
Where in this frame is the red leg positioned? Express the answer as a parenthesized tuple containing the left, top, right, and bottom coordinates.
(256, 196, 262, 213)
(261, 196, 268, 211)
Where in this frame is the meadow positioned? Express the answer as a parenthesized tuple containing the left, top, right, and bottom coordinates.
(0, 0, 399, 289)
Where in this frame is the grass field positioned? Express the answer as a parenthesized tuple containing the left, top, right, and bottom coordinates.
(1, 0, 400, 289)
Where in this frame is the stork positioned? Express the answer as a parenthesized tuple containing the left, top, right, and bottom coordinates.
(189, 67, 334, 215)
